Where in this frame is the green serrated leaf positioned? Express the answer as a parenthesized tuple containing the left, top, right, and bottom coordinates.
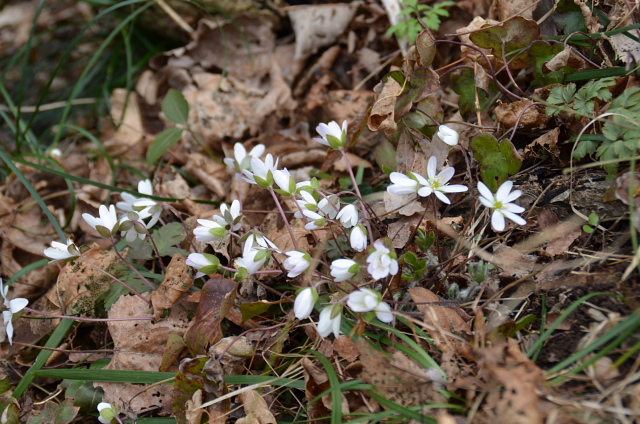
(469, 16, 540, 69)
(471, 133, 523, 192)
(573, 139, 599, 160)
(162, 89, 189, 125)
(147, 127, 183, 166)
(153, 222, 187, 256)
(127, 237, 154, 260)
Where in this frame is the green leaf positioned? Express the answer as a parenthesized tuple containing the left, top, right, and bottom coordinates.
(588, 213, 599, 226)
(469, 16, 540, 69)
(471, 133, 523, 192)
(528, 41, 567, 86)
(451, 68, 490, 116)
(147, 127, 183, 166)
(162, 89, 189, 125)
(153, 222, 188, 257)
(26, 399, 79, 424)
(573, 139, 598, 160)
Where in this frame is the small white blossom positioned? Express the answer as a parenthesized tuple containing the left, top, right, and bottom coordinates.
(436, 124, 459, 146)
(373, 301, 394, 323)
(82, 205, 120, 238)
(318, 195, 340, 219)
(284, 250, 312, 278)
(242, 154, 278, 188)
(47, 148, 62, 160)
(314, 120, 348, 150)
(336, 204, 359, 228)
(294, 287, 317, 319)
(330, 259, 360, 282)
(214, 200, 243, 231)
(347, 287, 381, 312)
(193, 218, 227, 242)
(350, 225, 368, 252)
(1, 279, 28, 345)
(317, 304, 343, 338)
(366, 241, 399, 280)
(97, 402, 118, 424)
(273, 168, 297, 197)
(235, 248, 269, 275)
(224, 143, 266, 174)
(478, 181, 527, 231)
(242, 232, 279, 258)
(387, 171, 427, 196)
(302, 210, 327, 230)
(420, 156, 468, 204)
(44, 239, 79, 262)
(186, 253, 220, 278)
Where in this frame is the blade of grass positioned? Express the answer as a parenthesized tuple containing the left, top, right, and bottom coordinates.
(309, 350, 343, 424)
(0, 149, 65, 240)
(13, 318, 75, 399)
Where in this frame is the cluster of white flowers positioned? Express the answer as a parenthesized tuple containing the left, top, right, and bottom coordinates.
(28, 121, 527, 350)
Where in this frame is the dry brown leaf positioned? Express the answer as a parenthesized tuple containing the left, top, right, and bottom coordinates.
(357, 338, 445, 407)
(493, 99, 550, 129)
(103, 89, 145, 157)
(524, 127, 561, 159)
(545, 45, 585, 72)
(545, 222, 582, 256)
(492, 242, 537, 278)
(475, 340, 548, 423)
(301, 357, 332, 421)
(287, 4, 358, 61)
(409, 287, 472, 358)
(97, 294, 190, 415)
(183, 152, 227, 198)
(151, 254, 193, 320)
(325, 90, 376, 124)
(236, 390, 277, 424)
(333, 335, 360, 362)
(493, 0, 535, 21)
(456, 17, 499, 68)
(185, 277, 237, 355)
(368, 77, 401, 134)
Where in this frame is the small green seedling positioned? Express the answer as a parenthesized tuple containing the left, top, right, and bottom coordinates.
(582, 212, 599, 233)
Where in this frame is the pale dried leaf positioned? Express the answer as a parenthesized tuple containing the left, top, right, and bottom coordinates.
(151, 254, 193, 320)
(368, 77, 401, 134)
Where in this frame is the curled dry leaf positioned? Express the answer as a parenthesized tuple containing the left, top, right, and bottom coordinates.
(236, 390, 277, 424)
(185, 277, 238, 355)
(356, 338, 445, 407)
(368, 76, 401, 135)
(97, 295, 190, 415)
(409, 287, 473, 359)
(523, 127, 560, 159)
(493, 98, 550, 129)
(151, 254, 193, 320)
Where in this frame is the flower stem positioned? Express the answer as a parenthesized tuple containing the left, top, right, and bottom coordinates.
(340, 150, 374, 244)
(137, 221, 166, 274)
(110, 238, 157, 291)
(78, 253, 151, 306)
(269, 188, 299, 250)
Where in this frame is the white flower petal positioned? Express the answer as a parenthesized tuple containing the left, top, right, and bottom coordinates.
(491, 210, 506, 231)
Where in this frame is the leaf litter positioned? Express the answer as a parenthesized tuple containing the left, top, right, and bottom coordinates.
(0, 0, 640, 423)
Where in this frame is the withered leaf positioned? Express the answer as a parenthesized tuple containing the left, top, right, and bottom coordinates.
(151, 254, 193, 320)
(185, 277, 237, 355)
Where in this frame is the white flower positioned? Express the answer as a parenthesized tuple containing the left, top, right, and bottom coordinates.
(477, 181, 527, 231)
(302, 210, 327, 230)
(366, 241, 399, 280)
(314, 120, 348, 150)
(336, 204, 359, 228)
(193, 218, 227, 242)
(347, 287, 382, 312)
(242, 154, 278, 188)
(273, 168, 297, 196)
(97, 402, 117, 424)
(419, 156, 468, 204)
(373, 301, 394, 323)
(47, 148, 62, 160)
(284, 250, 312, 278)
(295, 191, 320, 218)
(224, 143, 266, 173)
(318, 195, 340, 219)
(317, 304, 343, 338)
(82, 205, 120, 238)
(387, 171, 427, 196)
(186, 253, 220, 278)
(1, 279, 28, 345)
(436, 124, 459, 146)
(116, 179, 153, 212)
(294, 287, 317, 319)
(242, 232, 278, 258)
(214, 200, 243, 231)
(235, 248, 268, 275)
(330, 259, 360, 282)
(44, 239, 79, 262)
(350, 225, 368, 252)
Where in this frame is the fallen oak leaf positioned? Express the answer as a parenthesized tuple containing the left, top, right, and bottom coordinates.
(151, 254, 193, 320)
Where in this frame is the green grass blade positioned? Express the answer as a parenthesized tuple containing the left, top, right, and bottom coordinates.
(13, 318, 75, 399)
(0, 149, 65, 240)
(309, 350, 343, 424)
